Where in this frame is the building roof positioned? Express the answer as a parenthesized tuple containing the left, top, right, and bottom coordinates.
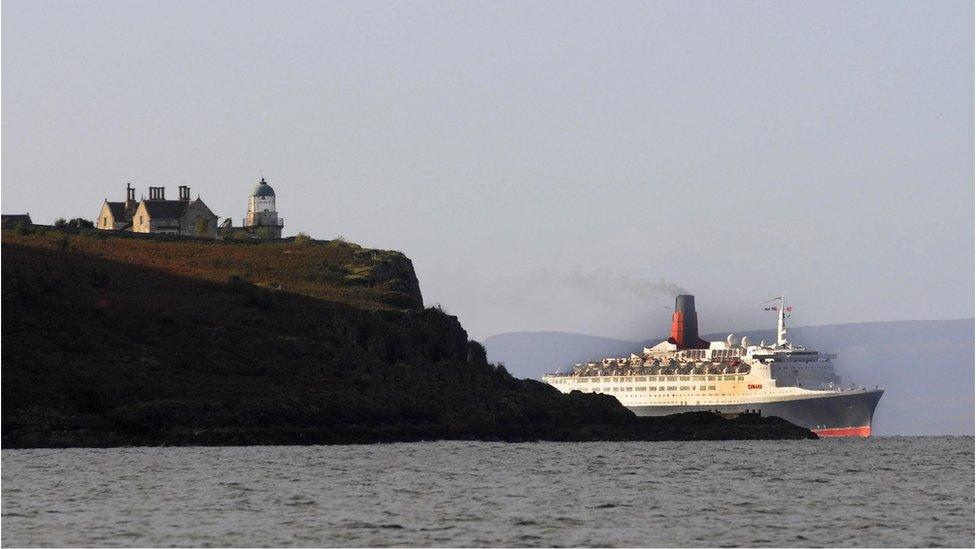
(251, 177, 275, 197)
(143, 200, 190, 219)
(104, 200, 138, 222)
(1, 214, 32, 229)
(106, 201, 126, 219)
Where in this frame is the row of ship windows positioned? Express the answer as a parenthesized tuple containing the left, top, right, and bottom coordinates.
(682, 348, 744, 359)
(591, 385, 718, 392)
(631, 401, 741, 405)
(587, 389, 743, 400)
(552, 376, 745, 384)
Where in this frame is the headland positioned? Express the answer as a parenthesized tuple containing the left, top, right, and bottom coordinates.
(1, 228, 816, 447)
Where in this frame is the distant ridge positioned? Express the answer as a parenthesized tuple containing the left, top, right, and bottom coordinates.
(485, 319, 975, 436)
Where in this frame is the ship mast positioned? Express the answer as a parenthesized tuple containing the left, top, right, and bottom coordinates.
(777, 294, 788, 347)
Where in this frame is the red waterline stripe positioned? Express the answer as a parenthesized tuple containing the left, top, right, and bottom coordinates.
(812, 426, 871, 438)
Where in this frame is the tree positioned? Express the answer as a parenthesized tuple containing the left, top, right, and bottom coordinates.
(68, 218, 94, 230)
(54, 218, 93, 233)
(467, 340, 488, 365)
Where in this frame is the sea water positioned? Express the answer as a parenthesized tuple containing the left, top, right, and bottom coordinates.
(2, 438, 972, 547)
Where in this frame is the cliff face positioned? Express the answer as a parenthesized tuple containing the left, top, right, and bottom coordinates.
(346, 247, 423, 310)
(1, 231, 815, 447)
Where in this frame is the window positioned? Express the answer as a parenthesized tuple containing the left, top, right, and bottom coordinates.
(139, 215, 144, 225)
(102, 217, 108, 227)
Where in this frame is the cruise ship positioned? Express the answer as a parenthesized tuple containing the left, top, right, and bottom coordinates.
(542, 295, 883, 437)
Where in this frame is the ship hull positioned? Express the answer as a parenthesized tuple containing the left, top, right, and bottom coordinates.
(627, 389, 884, 437)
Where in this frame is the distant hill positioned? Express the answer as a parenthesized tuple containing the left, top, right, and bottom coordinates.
(484, 319, 975, 436)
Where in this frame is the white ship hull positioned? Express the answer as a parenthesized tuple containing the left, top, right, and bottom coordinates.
(543, 369, 883, 437)
(626, 389, 883, 437)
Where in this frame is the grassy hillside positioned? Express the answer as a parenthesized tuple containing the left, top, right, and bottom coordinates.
(1, 230, 814, 446)
(3, 230, 424, 311)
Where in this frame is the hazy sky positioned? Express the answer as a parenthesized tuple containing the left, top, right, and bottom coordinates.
(4, 1, 973, 341)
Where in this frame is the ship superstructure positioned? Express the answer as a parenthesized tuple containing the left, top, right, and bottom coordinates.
(542, 295, 883, 437)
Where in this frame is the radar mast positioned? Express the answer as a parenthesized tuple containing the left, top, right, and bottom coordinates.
(777, 294, 788, 347)
(765, 294, 790, 347)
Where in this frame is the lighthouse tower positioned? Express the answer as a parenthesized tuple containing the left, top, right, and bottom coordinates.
(244, 177, 283, 238)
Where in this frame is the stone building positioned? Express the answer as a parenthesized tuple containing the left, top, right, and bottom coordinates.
(98, 184, 218, 237)
(1, 213, 32, 230)
(97, 183, 139, 230)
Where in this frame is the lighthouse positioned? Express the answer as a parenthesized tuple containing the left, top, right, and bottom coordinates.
(244, 177, 283, 238)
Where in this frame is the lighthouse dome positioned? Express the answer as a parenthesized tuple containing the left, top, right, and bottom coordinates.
(251, 177, 275, 197)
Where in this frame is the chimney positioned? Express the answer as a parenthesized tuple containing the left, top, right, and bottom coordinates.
(125, 183, 136, 208)
(178, 185, 190, 201)
(670, 294, 703, 349)
(148, 186, 165, 200)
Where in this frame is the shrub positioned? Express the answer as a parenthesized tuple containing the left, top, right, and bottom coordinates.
(326, 235, 362, 250)
(89, 267, 110, 289)
(55, 234, 71, 250)
(225, 231, 251, 242)
(68, 218, 94, 230)
(307, 260, 350, 282)
(293, 232, 313, 245)
(255, 226, 279, 239)
(14, 221, 32, 235)
(195, 217, 210, 237)
(227, 273, 271, 309)
(228, 272, 246, 287)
